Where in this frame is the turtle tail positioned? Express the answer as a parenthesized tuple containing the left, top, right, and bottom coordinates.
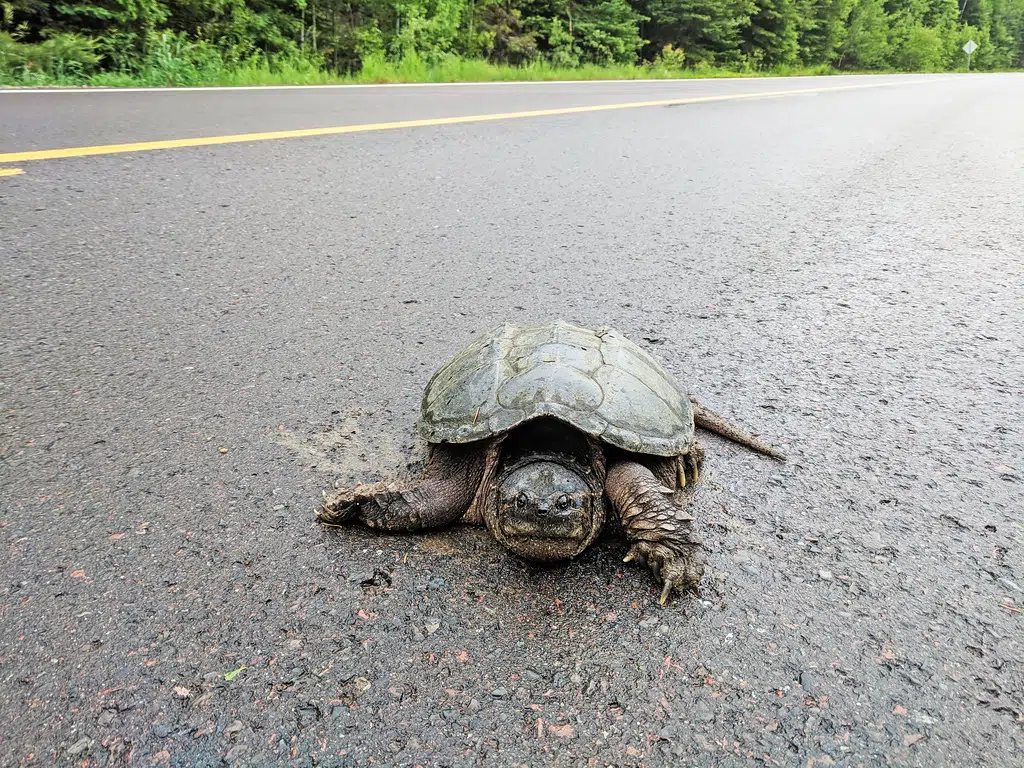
(690, 397, 787, 461)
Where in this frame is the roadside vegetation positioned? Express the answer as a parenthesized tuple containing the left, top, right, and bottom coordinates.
(1, 0, 1021, 87)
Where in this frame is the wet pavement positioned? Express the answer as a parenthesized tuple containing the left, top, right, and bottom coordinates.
(1, 75, 1022, 766)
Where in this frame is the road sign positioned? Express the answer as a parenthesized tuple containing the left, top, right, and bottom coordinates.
(963, 39, 978, 70)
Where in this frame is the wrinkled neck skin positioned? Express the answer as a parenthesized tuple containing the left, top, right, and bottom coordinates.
(484, 451, 605, 561)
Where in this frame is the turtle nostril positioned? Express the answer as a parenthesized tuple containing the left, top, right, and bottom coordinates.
(536, 503, 549, 515)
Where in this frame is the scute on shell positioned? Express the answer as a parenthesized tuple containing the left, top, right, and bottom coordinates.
(420, 322, 694, 457)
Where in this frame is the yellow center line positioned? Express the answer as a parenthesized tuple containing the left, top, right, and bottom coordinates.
(0, 167, 25, 176)
(0, 79, 942, 165)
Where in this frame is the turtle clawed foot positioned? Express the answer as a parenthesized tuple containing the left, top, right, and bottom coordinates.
(623, 540, 706, 605)
(319, 484, 375, 526)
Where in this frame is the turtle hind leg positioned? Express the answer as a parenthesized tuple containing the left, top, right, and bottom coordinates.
(319, 443, 486, 532)
(605, 460, 706, 604)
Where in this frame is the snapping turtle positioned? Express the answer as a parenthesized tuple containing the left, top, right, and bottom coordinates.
(320, 322, 784, 603)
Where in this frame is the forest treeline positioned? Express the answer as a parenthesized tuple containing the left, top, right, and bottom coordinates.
(1, 0, 1022, 84)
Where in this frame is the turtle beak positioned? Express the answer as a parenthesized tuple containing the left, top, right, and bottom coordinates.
(502, 503, 583, 539)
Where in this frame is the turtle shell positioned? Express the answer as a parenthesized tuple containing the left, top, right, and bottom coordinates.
(419, 322, 694, 456)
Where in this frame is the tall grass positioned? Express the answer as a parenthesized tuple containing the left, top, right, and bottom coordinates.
(0, 38, 860, 89)
(210, 55, 840, 86)
(348, 55, 838, 83)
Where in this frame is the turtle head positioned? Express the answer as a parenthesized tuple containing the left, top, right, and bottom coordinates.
(487, 456, 604, 561)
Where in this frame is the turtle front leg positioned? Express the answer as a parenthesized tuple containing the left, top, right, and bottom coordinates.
(605, 460, 706, 605)
(319, 443, 485, 532)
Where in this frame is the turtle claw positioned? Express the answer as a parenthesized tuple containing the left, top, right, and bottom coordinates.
(659, 581, 673, 606)
(623, 542, 649, 566)
(680, 442, 705, 487)
(622, 539, 705, 604)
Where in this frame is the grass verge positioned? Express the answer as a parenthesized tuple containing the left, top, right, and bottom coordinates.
(0, 54, 865, 88)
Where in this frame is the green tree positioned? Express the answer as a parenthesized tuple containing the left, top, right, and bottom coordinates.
(639, 0, 754, 65)
(53, 0, 169, 37)
(392, 0, 468, 62)
(35, 0, 169, 63)
(743, 0, 800, 66)
(796, 0, 855, 64)
(522, 0, 644, 64)
(891, 20, 942, 66)
(571, 0, 645, 63)
(841, 0, 890, 65)
(986, 0, 1022, 66)
(473, 0, 540, 62)
(4, 0, 1024, 81)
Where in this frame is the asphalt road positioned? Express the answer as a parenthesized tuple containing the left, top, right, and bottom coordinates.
(1, 74, 1022, 767)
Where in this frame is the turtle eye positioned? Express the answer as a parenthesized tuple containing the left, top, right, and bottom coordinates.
(516, 492, 530, 508)
(556, 494, 571, 510)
